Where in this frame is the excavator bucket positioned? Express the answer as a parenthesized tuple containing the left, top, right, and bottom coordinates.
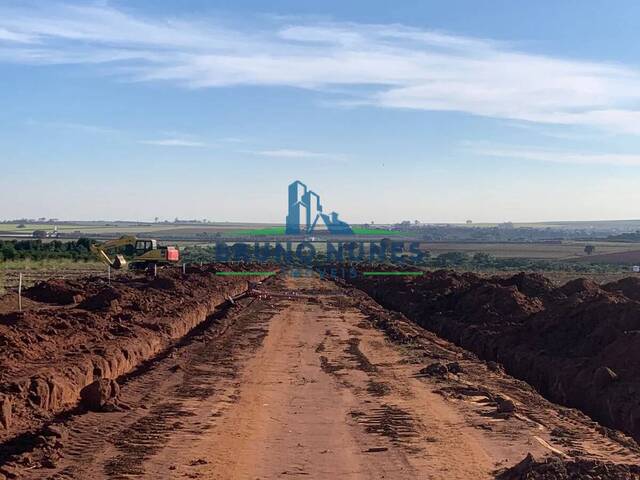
(112, 254, 128, 269)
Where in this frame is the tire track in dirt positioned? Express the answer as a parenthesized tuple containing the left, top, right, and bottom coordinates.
(9, 291, 279, 479)
(4, 272, 640, 479)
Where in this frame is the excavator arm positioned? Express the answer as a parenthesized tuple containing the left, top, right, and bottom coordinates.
(90, 236, 137, 269)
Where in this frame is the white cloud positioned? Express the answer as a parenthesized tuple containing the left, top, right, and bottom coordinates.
(251, 149, 347, 161)
(467, 142, 640, 166)
(2, 4, 640, 135)
(0, 27, 36, 43)
(140, 138, 206, 147)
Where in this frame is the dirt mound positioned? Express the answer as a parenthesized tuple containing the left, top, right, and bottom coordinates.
(147, 276, 177, 291)
(559, 278, 602, 297)
(454, 283, 544, 323)
(495, 272, 556, 300)
(497, 453, 640, 480)
(78, 286, 122, 311)
(0, 265, 271, 444)
(348, 268, 640, 443)
(24, 279, 84, 305)
(604, 277, 640, 301)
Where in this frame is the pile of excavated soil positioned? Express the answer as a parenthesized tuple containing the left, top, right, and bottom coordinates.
(497, 453, 640, 480)
(347, 267, 640, 443)
(23, 279, 85, 305)
(0, 264, 269, 443)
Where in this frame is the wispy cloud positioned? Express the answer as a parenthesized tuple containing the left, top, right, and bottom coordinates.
(139, 138, 206, 147)
(26, 119, 119, 135)
(0, 26, 35, 43)
(3, 4, 640, 135)
(466, 142, 640, 166)
(250, 149, 349, 162)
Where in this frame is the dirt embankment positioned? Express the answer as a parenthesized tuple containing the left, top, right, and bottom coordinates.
(347, 268, 640, 444)
(0, 265, 269, 443)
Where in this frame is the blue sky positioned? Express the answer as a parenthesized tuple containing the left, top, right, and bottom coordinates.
(2, 0, 640, 223)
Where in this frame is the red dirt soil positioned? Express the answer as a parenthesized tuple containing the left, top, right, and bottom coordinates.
(497, 453, 640, 480)
(348, 268, 640, 444)
(0, 264, 268, 443)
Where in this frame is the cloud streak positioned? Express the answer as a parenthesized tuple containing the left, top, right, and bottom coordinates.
(2, 4, 640, 134)
(140, 138, 206, 147)
(467, 142, 640, 166)
(251, 149, 348, 162)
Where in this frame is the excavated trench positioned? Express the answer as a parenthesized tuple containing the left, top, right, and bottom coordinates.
(345, 267, 640, 444)
(0, 265, 270, 446)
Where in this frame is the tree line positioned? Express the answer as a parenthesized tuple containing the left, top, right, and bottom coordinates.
(0, 238, 96, 262)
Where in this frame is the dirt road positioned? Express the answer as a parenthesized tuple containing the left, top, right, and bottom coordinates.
(6, 273, 640, 479)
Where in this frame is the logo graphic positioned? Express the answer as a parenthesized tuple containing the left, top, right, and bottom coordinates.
(286, 180, 353, 235)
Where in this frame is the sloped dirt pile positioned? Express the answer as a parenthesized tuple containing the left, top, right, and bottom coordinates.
(24, 279, 85, 305)
(604, 277, 640, 301)
(0, 264, 270, 443)
(496, 272, 556, 299)
(496, 453, 640, 480)
(78, 285, 123, 311)
(348, 268, 640, 443)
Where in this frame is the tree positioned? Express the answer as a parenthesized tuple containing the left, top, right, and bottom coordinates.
(472, 252, 493, 265)
(1, 244, 17, 260)
(584, 245, 596, 255)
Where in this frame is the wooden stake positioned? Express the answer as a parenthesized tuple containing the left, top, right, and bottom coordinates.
(18, 273, 23, 312)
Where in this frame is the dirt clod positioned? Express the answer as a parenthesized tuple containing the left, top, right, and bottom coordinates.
(446, 362, 463, 374)
(0, 396, 11, 429)
(43, 424, 67, 441)
(495, 394, 517, 414)
(80, 378, 120, 411)
(419, 362, 449, 378)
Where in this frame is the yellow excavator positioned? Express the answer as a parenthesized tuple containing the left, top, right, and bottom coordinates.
(90, 236, 180, 270)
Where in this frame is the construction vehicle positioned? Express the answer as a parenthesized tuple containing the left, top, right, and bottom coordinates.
(90, 236, 180, 270)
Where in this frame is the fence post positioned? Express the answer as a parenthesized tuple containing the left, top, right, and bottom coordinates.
(183, 263, 186, 275)
(154, 264, 157, 278)
(18, 273, 23, 312)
